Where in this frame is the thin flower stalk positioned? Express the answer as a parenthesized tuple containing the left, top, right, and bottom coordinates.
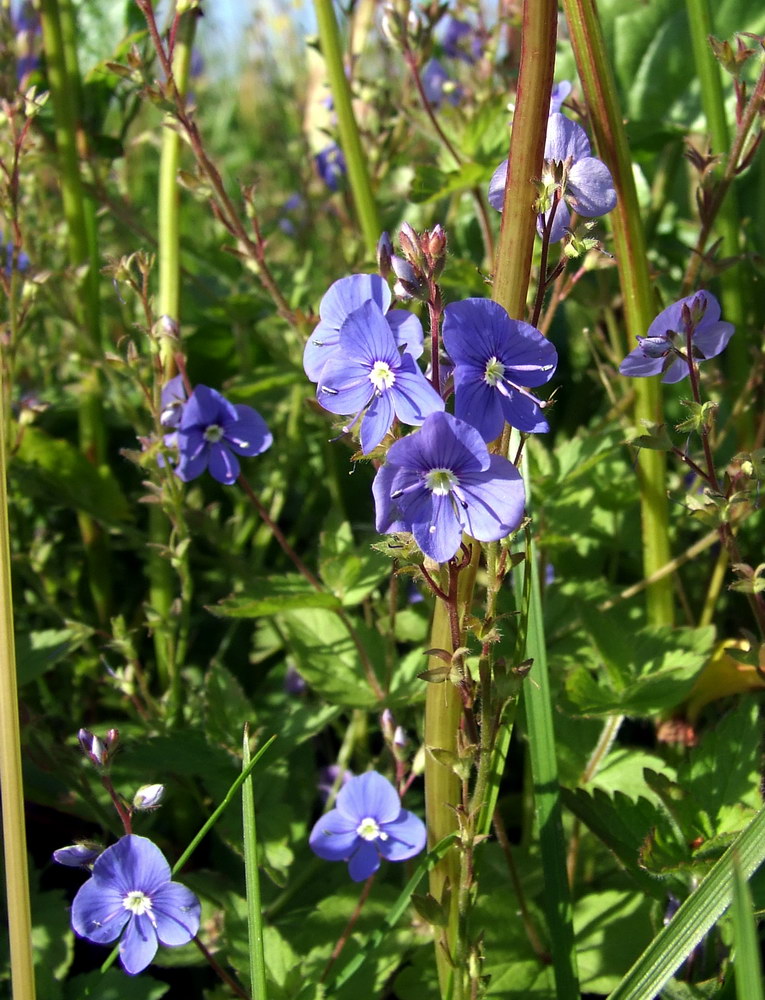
(312, 0, 382, 255)
(563, 0, 674, 628)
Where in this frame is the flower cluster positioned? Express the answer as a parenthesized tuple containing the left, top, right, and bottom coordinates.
(489, 107, 616, 242)
(305, 229, 559, 562)
(309, 771, 426, 881)
(159, 378, 272, 485)
(619, 290, 734, 383)
(68, 835, 200, 975)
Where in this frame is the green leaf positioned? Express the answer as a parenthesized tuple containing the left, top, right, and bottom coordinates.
(562, 787, 669, 897)
(278, 608, 381, 707)
(63, 969, 169, 999)
(15, 624, 94, 686)
(14, 426, 131, 525)
(576, 890, 655, 994)
(208, 576, 342, 618)
(608, 805, 765, 1000)
(318, 519, 389, 606)
(409, 161, 488, 204)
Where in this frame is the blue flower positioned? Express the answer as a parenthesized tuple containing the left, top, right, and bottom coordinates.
(176, 385, 272, 484)
(316, 299, 444, 453)
(53, 843, 102, 868)
(315, 143, 346, 192)
(71, 835, 200, 975)
(619, 290, 735, 383)
(549, 81, 572, 115)
(437, 14, 480, 62)
(443, 298, 557, 440)
(373, 411, 526, 563)
(309, 771, 426, 881)
(421, 58, 460, 107)
(304, 273, 423, 383)
(489, 113, 616, 242)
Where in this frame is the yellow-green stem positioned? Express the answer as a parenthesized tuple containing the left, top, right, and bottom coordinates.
(562, 0, 674, 627)
(0, 381, 36, 1000)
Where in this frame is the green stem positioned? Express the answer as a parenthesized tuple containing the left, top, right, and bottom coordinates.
(39, 0, 111, 624)
(151, 2, 198, 714)
(424, 596, 462, 1000)
(684, 0, 749, 415)
(242, 728, 268, 1000)
(312, 0, 381, 255)
(0, 372, 36, 1000)
(562, 0, 674, 628)
(491, 4, 579, 996)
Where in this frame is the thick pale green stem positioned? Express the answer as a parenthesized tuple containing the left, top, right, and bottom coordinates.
(312, 0, 381, 255)
(424, 598, 462, 998)
(0, 384, 36, 1000)
(151, 3, 197, 712)
(492, 4, 580, 997)
(563, 0, 674, 627)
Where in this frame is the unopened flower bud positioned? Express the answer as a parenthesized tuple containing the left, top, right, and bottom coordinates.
(377, 231, 393, 279)
(78, 728, 107, 767)
(133, 783, 165, 811)
(398, 222, 420, 260)
(393, 725, 407, 749)
(53, 843, 102, 868)
(381, 708, 396, 742)
(391, 256, 427, 301)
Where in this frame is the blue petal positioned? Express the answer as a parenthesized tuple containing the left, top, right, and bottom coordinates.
(317, 357, 373, 415)
(71, 878, 128, 944)
(661, 356, 691, 384)
(339, 300, 398, 364)
(207, 443, 240, 484)
(387, 310, 424, 359)
(619, 348, 666, 379)
(180, 385, 237, 431)
(304, 274, 391, 381)
(693, 321, 735, 361)
(361, 391, 394, 453)
(309, 808, 360, 861)
(488, 160, 507, 212)
(379, 809, 427, 862)
(348, 841, 380, 881)
(93, 835, 172, 896)
(544, 113, 590, 163)
(537, 199, 571, 243)
(225, 405, 273, 456)
(499, 389, 549, 433)
(459, 455, 525, 542)
(389, 357, 444, 427)
(412, 493, 463, 563)
(453, 369, 505, 443)
(372, 463, 411, 534)
(119, 913, 158, 975)
(152, 882, 201, 946)
(336, 772, 402, 825)
(567, 157, 616, 218)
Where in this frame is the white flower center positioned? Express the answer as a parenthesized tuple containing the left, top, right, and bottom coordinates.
(426, 468, 458, 495)
(369, 361, 395, 392)
(204, 423, 225, 443)
(123, 890, 152, 916)
(356, 817, 387, 841)
(484, 356, 505, 387)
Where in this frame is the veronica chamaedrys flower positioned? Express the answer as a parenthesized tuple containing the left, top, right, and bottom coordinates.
(489, 113, 616, 242)
(619, 290, 735, 383)
(176, 385, 272, 485)
(71, 835, 200, 975)
(309, 771, 426, 881)
(442, 298, 557, 440)
(304, 273, 423, 382)
(314, 143, 346, 192)
(317, 299, 444, 453)
(53, 843, 102, 868)
(373, 411, 525, 563)
(421, 58, 461, 107)
(159, 375, 187, 429)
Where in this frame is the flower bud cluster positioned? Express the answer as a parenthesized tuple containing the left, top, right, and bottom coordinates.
(78, 728, 119, 768)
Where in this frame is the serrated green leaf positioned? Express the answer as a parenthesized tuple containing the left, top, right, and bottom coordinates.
(14, 426, 131, 525)
(209, 576, 342, 618)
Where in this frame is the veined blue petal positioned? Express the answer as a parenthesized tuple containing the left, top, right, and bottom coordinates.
(567, 156, 616, 218)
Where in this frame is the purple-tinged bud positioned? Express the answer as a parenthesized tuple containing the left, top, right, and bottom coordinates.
(398, 222, 420, 261)
(133, 783, 165, 811)
(377, 231, 393, 280)
(53, 843, 102, 868)
(391, 255, 427, 301)
(427, 224, 447, 258)
(78, 729, 107, 767)
(381, 708, 396, 742)
(393, 725, 407, 749)
(284, 663, 307, 695)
